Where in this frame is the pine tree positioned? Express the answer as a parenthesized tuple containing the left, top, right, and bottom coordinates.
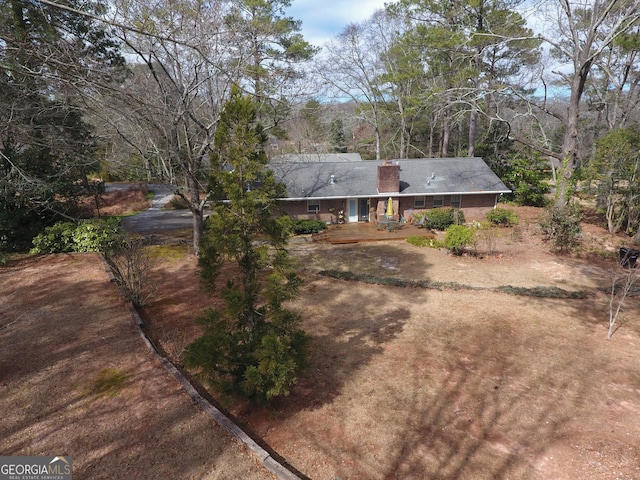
(330, 118, 348, 153)
(184, 87, 308, 403)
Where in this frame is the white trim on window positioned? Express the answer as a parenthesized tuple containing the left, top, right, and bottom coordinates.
(307, 200, 320, 213)
(432, 195, 443, 207)
(414, 196, 425, 208)
(451, 194, 461, 208)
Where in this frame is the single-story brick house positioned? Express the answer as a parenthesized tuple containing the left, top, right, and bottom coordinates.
(268, 157, 510, 224)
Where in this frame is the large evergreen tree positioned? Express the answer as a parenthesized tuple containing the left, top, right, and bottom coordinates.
(224, 0, 319, 133)
(389, 0, 540, 157)
(184, 87, 308, 403)
(0, 0, 124, 250)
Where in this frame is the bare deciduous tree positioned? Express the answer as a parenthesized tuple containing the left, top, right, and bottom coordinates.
(608, 257, 639, 339)
(525, 0, 640, 204)
(314, 15, 389, 160)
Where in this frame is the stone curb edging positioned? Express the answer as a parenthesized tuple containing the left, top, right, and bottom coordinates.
(100, 255, 301, 480)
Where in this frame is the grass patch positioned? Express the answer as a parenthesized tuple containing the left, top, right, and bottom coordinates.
(87, 368, 130, 398)
(147, 244, 191, 262)
(319, 270, 589, 298)
(319, 270, 470, 291)
(406, 236, 443, 248)
(497, 285, 588, 299)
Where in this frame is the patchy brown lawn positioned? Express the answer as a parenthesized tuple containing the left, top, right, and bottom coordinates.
(0, 253, 273, 480)
(3, 206, 640, 480)
(143, 206, 640, 480)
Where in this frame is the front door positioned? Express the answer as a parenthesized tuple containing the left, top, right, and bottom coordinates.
(347, 198, 358, 223)
(359, 198, 369, 222)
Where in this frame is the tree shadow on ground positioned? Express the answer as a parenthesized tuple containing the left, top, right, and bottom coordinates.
(0, 253, 271, 480)
(379, 338, 588, 479)
(299, 294, 603, 479)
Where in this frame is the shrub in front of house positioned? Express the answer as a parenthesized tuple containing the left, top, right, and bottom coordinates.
(423, 207, 465, 230)
(291, 219, 326, 235)
(444, 224, 475, 255)
(486, 208, 519, 227)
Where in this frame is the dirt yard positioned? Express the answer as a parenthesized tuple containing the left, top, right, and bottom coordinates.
(2, 205, 640, 480)
(142, 207, 640, 480)
(0, 254, 273, 480)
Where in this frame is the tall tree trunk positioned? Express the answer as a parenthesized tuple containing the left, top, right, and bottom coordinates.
(398, 96, 407, 159)
(192, 209, 204, 255)
(185, 170, 205, 255)
(428, 121, 435, 157)
(557, 61, 592, 205)
(441, 110, 451, 158)
(468, 105, 477, 157)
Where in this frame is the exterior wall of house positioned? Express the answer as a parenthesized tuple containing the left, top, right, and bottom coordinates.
(401, 193, 497, 222)
(279, 199, 345, 224)
(454, 193, 500, 220)
(280, 193, 498, 224)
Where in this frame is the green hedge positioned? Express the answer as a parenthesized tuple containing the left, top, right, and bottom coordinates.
(291, 219, 326, 235)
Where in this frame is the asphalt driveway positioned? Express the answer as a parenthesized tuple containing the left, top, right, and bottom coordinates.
(120, 184, 199, 233)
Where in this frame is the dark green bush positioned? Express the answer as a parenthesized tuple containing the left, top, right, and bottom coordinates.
(421, 207, 465, 230)
(486, 208, 519, 227)
(291, 219, 326, 235)
(0, 209, 51, 252)
(31, 218, 123, 254)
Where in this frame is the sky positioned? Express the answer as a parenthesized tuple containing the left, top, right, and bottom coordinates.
(286, 0, 389, 47)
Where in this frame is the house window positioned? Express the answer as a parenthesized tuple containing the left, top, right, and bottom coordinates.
(451, 195, 461, 208)
(432, 195, 443, 207)
(414, 196, 425, 208)
(307, 200, 320, 213)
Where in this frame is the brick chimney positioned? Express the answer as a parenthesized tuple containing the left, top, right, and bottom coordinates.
(377, 162, 400, 193)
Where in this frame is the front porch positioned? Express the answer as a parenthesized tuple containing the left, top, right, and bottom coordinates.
(311, 221, 435, 245)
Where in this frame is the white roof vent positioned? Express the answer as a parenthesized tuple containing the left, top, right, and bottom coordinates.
(330, 174, 336, 184)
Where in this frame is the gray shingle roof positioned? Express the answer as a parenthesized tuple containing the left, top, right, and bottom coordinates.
(271, 153, 363, 163)
(268, 157, 510, 200)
